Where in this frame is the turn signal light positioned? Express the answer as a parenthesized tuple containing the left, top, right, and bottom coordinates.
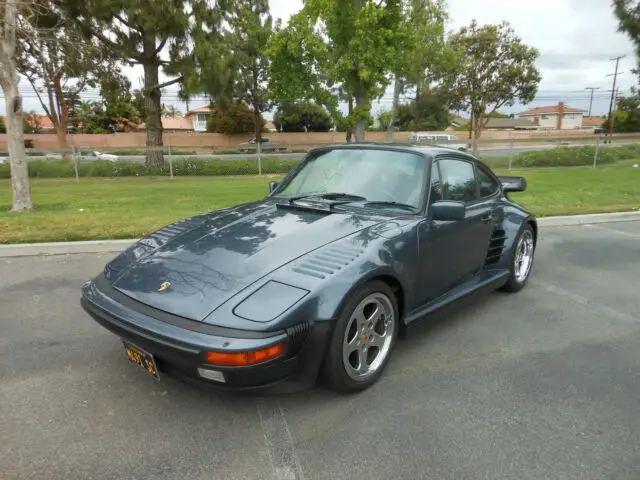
(206, 343, 285, 366)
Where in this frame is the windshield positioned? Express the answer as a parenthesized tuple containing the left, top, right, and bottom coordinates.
(274, 148, 427, 209)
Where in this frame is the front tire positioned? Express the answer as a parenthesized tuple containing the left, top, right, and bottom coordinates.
(501, 224, 536, 293)
(322, 281, 399, 394)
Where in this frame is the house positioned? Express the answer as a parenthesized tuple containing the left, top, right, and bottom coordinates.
(136, 117, 195, 133)
(516, 102, 587, 130)
(447, 115, 468, 131)
(184, 105, 213, 132)
(484, 118, 537, 131)
(582, 116, 605, 130)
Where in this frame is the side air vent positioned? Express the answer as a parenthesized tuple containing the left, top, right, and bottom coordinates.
(291, 244, 365, 280)
(285, 321, 311, 355)
(485, 229, 508, 266)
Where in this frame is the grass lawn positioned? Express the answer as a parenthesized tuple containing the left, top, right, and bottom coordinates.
(0, 166, 639, 244)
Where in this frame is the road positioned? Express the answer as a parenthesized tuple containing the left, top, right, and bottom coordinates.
(2, 220, 640, 479)
(114, 143, 603, 162)
(14, 141, 624, 165)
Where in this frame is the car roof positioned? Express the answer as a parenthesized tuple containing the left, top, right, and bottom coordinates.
(310, 142, 477, 160)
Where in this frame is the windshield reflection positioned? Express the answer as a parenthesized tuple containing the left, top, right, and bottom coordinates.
(274, 148, 427, 209)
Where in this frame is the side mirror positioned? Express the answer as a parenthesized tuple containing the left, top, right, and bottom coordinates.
(268, 181, 279, 194)
(430, 200, 466, 222)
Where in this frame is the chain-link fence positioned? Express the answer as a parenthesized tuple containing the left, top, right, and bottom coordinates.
(2, 131, 640, 181)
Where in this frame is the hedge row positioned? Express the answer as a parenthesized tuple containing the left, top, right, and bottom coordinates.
(0, 157, 301, 179)
(483, 144, 640, 168)
(1, 144, 638, 179)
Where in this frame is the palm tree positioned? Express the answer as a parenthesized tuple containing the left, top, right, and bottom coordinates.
(161, 104, 183, 118)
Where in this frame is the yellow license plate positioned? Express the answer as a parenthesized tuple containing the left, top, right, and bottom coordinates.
(123, 341, 160, 380)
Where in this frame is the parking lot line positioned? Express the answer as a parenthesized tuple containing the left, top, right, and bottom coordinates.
(530, 279, 640, 325)
(256, 398, 306, 480)
(584, 224, 640, 238)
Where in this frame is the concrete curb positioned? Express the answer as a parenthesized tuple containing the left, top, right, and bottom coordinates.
(1, 211, 639, 258)
(537, 210, 640, 227)
(0, 239, 136, 257)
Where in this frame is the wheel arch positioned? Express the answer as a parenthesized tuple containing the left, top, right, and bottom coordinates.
(329, 269, 409, 326)
(526, 217, 538, 245)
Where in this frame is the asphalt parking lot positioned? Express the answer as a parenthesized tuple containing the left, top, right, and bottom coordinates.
(2, 220, 640, 480)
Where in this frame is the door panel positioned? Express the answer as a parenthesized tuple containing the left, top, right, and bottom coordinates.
(416, 158, 495, 305)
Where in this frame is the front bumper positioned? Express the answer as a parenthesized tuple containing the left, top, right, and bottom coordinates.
(80, 276, 332, 394)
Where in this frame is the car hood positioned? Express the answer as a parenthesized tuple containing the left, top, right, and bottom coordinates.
(109, 201, 386, 322)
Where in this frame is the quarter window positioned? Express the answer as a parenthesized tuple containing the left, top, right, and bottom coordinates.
(428, 163, 443, 205)
(438, 159, 479, 203)
(475, 164, 500, 197)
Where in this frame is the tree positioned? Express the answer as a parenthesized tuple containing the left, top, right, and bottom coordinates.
(269, 0, 404, 142)
(0, 0, 33, 211)
(0, 116, 6, 133)
(162, 104, 182, 118)
(444, 20, 541, 150)
(385, 0, 451, 140)
(206, 101, 266, 134)
(274, 102, 333, 132)
(23, 110, 42, 133)
(60, 0, 223, 165)
(219, 0, 274, 143)
(602, 89, 640, 132)
(379, 89, 451, 132)
(17, 1, 115, 158)
(613, 1, 640, 63)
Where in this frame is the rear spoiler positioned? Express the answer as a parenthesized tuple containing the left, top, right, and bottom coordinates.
(498, 175, 527, 193)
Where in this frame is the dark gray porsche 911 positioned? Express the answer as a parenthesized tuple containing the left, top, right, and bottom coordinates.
(81, 143, 537, 394)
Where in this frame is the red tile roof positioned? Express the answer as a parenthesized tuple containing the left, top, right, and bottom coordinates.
(517, 104, 587, 116)
(582, 116, 605, 127)
(185, 105, 212, 115)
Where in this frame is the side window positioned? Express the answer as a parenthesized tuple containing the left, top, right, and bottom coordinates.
(438, 158, 479, 203)
(475, 164, 500, 197)
(428, 162, 443, 205)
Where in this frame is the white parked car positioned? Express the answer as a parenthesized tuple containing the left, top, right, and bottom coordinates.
(408, 133, 468, 152)
(80, 151, 119, 162)
(44, 151, 118, 161)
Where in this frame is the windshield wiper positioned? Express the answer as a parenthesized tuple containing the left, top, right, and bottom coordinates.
(286, 192, 367, 205)
(359, 201, 417, 212)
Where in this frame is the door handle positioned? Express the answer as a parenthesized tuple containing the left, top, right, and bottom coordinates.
(481, 214, 493, 223)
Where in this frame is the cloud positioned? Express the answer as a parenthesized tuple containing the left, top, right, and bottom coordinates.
(4, 0, 639, 117)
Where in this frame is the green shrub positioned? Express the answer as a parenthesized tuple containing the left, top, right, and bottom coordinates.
(0, 157, 301, 179)
(480, 145, 640, 169)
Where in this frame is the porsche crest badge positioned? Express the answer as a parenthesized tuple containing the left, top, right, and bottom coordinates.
(157, 281, 171, 292)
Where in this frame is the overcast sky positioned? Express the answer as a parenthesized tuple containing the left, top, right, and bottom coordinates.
(7, 0, 639, 118)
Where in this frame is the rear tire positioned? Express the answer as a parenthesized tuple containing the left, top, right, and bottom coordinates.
(322, 281, 399, 394)
(501, 224, 536, 293)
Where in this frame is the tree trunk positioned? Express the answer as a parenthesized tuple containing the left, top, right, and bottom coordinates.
(142, 38, 164, 166)
(1, 0, 32, 211)
(413, 84, 421, 132)
(346, 97, 354, 143)
(386, 76, 402, 141)
(355, 94, 366, 142)
(56, 127, 70, 158)
(468, 110, 474, 152)
(254, 110, 263, 143)
(53, 75, 71, 159)
(3, 84, 33, 211)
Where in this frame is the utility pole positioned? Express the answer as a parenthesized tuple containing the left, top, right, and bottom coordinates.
(606, 55, 625, 138)
(585, 87, 600, 116)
